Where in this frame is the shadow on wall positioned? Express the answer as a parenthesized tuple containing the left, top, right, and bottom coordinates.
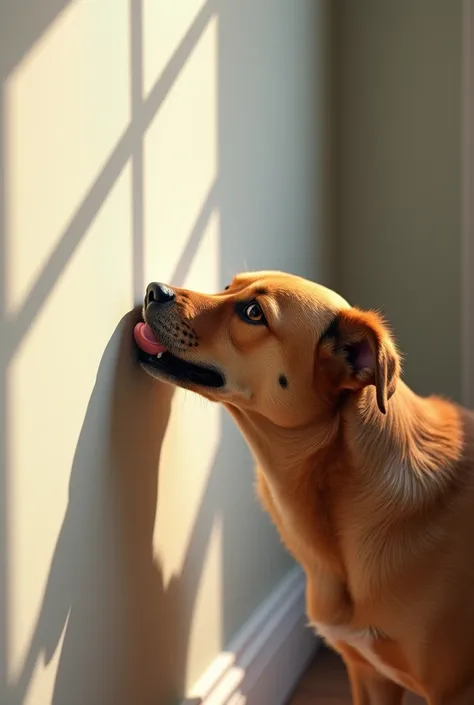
(3, 309, 176, 705)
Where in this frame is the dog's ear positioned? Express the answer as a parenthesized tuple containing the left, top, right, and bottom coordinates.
(318, 309, 400, 414)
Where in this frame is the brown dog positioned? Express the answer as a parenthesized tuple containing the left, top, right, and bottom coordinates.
(134, 271, 474, 705)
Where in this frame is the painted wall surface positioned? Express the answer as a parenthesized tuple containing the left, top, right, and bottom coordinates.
(336, 0, 463, 400)
(0, 1, 333, 703)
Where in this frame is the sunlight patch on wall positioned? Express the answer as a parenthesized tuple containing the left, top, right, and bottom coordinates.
(185, 513, 223, 690)
(143, 16, 218, 288)
(4, 0, 130, 315)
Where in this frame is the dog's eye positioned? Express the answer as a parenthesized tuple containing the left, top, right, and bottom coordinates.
(224, 285, 230, 291)
(243, 302, 265, 324)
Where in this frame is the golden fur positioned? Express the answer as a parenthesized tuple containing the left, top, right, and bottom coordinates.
(139, 271, 474, 704)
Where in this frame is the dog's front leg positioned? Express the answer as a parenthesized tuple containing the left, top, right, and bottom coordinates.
(341, 649, 405, 705)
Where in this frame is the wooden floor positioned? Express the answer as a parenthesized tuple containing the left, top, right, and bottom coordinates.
(288, 648, 425, 704)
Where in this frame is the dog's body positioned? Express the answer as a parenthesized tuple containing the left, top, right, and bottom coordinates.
(246, 384, 474, 703)
(135, 272, 474, 704)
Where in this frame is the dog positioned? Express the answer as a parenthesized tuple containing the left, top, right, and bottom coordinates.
(134, 271, 474, 705)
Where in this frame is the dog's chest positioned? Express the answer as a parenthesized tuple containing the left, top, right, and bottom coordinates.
(312, 621, 405, 687)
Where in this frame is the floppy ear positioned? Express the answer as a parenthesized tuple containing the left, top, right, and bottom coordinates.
(318, 308, 400, 414)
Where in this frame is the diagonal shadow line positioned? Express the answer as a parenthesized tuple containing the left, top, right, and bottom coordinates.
(4, 0, 216, 364)
(2, 0, 73, 76)
(170, 181, 217, 288)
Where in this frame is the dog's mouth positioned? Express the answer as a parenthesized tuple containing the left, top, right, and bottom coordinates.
(133, 322, 225, 389)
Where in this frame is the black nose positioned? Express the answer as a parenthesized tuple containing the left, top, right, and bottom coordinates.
(145, 282, 175, 306)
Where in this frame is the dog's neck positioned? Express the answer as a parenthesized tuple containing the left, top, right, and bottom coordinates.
(227, 382, 462, 508)
(225, 403, 339, 476)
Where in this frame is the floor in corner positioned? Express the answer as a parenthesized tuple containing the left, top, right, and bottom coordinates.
(288, 648, 425, 704)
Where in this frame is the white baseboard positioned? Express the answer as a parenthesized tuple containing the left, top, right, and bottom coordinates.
(182, 566, 320, 705)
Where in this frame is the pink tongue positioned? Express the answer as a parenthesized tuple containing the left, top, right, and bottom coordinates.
(134, 322, 167, 355)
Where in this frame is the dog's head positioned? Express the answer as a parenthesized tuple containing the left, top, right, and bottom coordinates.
(135, 271, 400, 427)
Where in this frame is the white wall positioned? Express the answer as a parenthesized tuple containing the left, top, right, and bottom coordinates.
(0, 1, 333, 703)
(335, 0, 463, 401)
